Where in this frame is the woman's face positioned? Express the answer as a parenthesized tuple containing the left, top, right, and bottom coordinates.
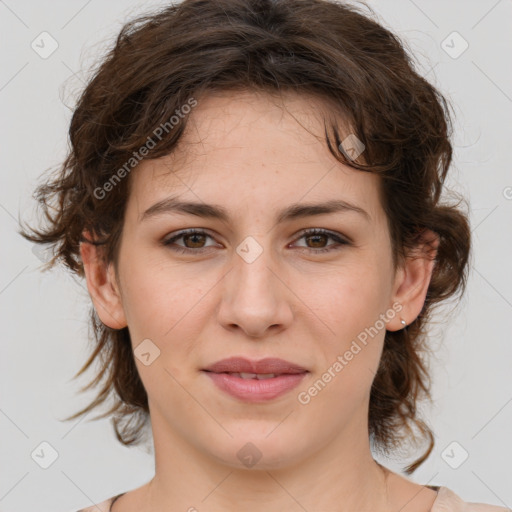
(86, 89, 429, 470)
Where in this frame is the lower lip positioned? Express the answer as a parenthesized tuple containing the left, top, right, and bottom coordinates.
(203, 371, 308, 402)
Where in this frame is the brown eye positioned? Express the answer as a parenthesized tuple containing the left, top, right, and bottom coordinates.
(293, 229, 350, 254)
(162, 229, 216, 254)
(181, 232, 207, 248)
(305, 232, 329, 248)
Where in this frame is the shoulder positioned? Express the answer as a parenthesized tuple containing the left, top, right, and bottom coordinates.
(72, 492, 125, 512)
(431, 486, 510, 512)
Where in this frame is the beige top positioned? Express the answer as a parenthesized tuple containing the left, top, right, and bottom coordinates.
(430, 486, 510, 511)
(75, 486, 511, 511)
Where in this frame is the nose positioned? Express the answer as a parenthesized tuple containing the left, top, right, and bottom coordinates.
(216, 240, 294, 339)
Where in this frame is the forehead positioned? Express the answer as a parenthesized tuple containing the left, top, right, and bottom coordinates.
(126, 89, 383, 223)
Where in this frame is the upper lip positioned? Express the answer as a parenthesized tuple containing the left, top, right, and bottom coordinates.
(202, 357, 309, 375)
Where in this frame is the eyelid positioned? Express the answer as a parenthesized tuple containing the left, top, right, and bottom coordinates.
(295, 227, 352, 244)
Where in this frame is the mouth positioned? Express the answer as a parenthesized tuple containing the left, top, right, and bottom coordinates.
(202, 356, 308, 375)
(205, 371, 285, 380)
(201, 357, 309, 402)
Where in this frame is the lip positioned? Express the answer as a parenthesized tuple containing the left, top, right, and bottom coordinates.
(202, 357, 309, 402)
(203, 357, 308, 375)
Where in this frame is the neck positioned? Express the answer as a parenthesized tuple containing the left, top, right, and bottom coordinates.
(143, 408, 392, 511)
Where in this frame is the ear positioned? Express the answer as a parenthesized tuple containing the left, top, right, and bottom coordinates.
(387, 229, 439, 331)
(80, 231, 127, 330)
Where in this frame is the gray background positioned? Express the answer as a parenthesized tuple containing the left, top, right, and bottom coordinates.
(1, 1, 511, 511)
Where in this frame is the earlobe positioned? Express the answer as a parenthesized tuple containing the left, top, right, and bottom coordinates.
(80, 232, 127, 330)
(387, 229, 439, 332)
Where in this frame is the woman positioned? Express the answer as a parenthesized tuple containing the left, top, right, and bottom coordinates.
(21, 0, 508, 510)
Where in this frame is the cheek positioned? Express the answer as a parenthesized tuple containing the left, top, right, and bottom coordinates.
(302, 261, 392, 398)
(312, 263, 391, 339)
(117, 250, 213, 345)
(300, 268, 389, 413)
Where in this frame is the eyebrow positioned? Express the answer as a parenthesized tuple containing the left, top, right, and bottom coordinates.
(139, 197, 371, 224)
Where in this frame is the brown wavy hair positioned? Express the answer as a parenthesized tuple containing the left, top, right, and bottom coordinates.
(20, 0, 471, 474)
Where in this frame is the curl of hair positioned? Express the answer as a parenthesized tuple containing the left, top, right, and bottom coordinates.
(20, 0, 470, 474)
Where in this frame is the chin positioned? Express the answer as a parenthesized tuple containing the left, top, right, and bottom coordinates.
(203, 432, 310, 472)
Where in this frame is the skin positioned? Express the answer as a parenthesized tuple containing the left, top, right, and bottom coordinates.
(81, 89, 440, 511)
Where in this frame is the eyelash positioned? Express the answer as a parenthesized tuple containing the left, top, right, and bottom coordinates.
(162, 228, 350, 255)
